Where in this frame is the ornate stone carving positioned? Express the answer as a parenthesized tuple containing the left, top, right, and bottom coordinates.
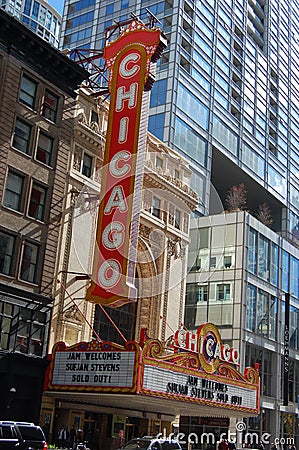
(73, 146, 82, 171)
(139, 223, 152, 240)
(77, 111, 88, 124)
(167, 238, 182, 259)
(90, 121, 100, 132)
(64, 305, 82, 323)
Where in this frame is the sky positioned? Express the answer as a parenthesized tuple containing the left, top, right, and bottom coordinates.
(48, 0, 64, 15)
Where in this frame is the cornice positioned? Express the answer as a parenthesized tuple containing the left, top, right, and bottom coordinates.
(0, 9, 89, 97)
(144, 165, 198, 210)
(74, 113, 105, 150)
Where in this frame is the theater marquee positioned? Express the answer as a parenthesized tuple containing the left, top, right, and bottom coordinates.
(45, 323, 260, 415)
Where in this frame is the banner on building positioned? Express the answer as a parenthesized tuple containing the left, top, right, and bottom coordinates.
(86, 21, 166, 307)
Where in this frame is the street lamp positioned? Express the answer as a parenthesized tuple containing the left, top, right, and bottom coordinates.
(6, 387, 17, 418)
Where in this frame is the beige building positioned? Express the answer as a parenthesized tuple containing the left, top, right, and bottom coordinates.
(42, 86, 198, 446)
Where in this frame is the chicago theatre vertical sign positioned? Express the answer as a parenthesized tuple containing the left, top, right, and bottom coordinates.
(86, 21, 166, 307)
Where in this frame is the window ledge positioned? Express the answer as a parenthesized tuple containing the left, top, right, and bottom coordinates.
(1, 205, 24, 217)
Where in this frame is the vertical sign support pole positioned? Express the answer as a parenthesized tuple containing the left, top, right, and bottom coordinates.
(283, 292, 290, 406)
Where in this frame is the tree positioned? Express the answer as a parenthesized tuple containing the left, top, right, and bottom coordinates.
(225, 183, 247, 211)
(256, 203, 273, 227)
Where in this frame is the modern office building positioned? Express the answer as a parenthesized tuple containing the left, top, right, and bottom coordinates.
(186, 211, 299, 446)
(59, 0, 299, 445)
(1, 0, 61, 47)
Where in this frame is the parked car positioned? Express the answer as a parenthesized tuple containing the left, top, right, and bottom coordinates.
(0, 421, 47, 449)
(118, 436, 182, 450)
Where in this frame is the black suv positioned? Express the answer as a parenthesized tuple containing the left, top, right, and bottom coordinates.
(0, 421, 47, 449)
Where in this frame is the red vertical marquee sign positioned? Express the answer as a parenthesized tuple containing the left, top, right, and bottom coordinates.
(86, 21, 166, 307)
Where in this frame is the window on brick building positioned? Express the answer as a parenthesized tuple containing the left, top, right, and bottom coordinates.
(42, 89, 59, 122)
(3, 170, 25, 212)
(19, 74, 37, 108)
(12, 118, 32, 154)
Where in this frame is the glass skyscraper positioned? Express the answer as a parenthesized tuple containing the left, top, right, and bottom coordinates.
(60, 0, 299, 233)
(60, 0, 299, 443)
(1, 0, 61, 47)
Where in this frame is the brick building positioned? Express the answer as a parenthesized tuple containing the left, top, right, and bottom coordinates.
(0, 9, 88, 422)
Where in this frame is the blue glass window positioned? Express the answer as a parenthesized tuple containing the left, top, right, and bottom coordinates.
(198, 2, 214, 24)
(32, 1, 39, 19)
(52, 16, 57, 34)
(281, 250, 289, 293)
(195, 18, 213, 41)
(242, 144, 265, 178)
(191, 68, 211, 93)
(24, 0, 32, 15)
(65, 27, 92, 45)
(215, 73, 229, 92)
(142, 3, 164, 16)
(194, 51, 212, 74)
(248, 228, 257, 274)
(290, 306, 299, 350)
(68, 0, 95, 14)
(212, 116, 238, 155)
(39, 5, 46, 24)
(66, 11, 94, 29)
(270, 243, 278, 286)
(106, 4, 114, 14)
(121, 0, 129, 8)
(177, 83, 209, 130)
(246, 284, 256, 331)
(290, 212, 299, 241)
(214, 89, 229, 108)
(218, 7, 232, 28)
(194, 34, 213, 58)
(258, 235, 270, 281)
(290, 183, 299, 210)
(256, 289, 269, 336)
(268, 166, 286, 198)
(174, 118, 208, 168)
(104, 19, 112, 30)
(216, 40, 230, 60)
(30, 20, 37, 31)
(148, 113, 164, 141)
(190, 171, 205, 202)
(46, 11, 52, 30)
(215, 55, 230, 76)
(290, 256, 299, 298)
(150, 79, 167, 107)
(269, 296, 277, 340)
